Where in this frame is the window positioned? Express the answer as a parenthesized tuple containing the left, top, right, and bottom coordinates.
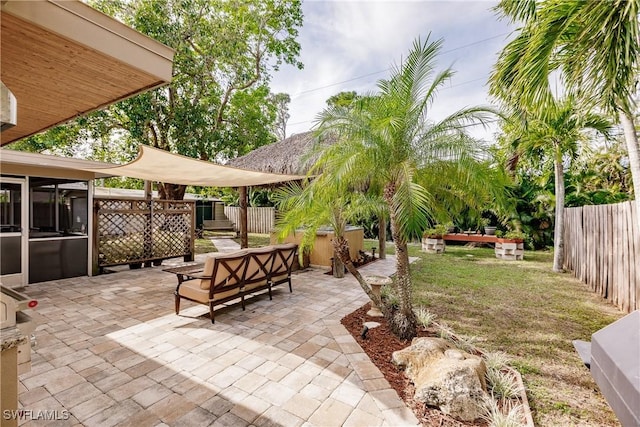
(0, 182, 21, 233)
(29, 178, 88, 238)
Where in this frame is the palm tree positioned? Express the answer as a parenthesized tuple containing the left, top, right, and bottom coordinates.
(274, 177, 384, 294)
(313, 37, 497, 340)
(500, 99, 611, 271)
(491, 0, 640, 227)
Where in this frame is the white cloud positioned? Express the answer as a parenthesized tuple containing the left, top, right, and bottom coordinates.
(271, 0, 515, 142)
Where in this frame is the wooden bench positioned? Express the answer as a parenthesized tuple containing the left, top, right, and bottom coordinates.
(441, 234, 524, 260)
(442, 233, 500, 244)
(202, 219, 236, 232)
(172, 243, 298, 323)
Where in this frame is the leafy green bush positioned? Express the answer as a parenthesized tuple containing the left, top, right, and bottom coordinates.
(504, 231, 527, 241)
(422, 223, 449, 238)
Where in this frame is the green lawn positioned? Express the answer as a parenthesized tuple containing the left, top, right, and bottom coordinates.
(194, 237, 217, 254)
(233, 233, 271, 248)
(195, 233, 272, 255)
(401, 242, 623, 426)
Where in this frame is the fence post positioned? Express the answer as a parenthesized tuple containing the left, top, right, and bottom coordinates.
(92, 200, 100, 275)
(186, 201, 195, 262)
(239, 187, 248, 248)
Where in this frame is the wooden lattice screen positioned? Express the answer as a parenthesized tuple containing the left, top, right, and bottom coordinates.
(93, 198, 195, 271)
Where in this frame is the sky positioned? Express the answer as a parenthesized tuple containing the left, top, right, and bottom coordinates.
(270, 0, 516, 143)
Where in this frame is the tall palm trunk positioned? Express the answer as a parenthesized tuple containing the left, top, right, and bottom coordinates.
(387, 215, 417, 340)
(619, 109, 640, 229)
(553, 142, 565, 272)
(333, 249, 345, 278)
(384, 183, 417, 340)
(378, 216, 386, 259)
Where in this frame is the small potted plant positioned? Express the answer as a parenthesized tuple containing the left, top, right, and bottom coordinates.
(422, 224, 448, 253)
(423, 224, 449, 239)
(503, 230, 527, 242)
(482, 218, 497, 235)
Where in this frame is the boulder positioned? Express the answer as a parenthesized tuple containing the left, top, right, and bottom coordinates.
(392, 337, 487, 422)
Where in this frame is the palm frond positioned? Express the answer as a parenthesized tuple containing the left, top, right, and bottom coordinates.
(494, 0, 538, 23)
(391, 163, 433, 240)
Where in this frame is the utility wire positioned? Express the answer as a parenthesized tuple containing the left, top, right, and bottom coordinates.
(288, 116, 501, 129)
(287, 78, 495, 127)
(285, 33, 510, 128)
(293, 32, 509, 97)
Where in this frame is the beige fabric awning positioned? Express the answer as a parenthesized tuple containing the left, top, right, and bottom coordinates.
(82, 145, 306, 187)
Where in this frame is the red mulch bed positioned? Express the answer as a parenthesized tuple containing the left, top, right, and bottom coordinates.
(341, 303, 486, 427)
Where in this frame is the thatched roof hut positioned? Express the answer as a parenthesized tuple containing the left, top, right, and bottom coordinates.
(228, 131, 338, 175)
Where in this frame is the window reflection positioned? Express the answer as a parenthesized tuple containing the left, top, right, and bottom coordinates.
(29, 178, 88, 238)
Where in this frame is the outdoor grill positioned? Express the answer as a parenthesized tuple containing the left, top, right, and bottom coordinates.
(1, 286, 37, 374)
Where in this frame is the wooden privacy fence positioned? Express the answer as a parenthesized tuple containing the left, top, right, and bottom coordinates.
(563, 200, 639, 312)
(93, 198, 195, 272)
(224, 206, 275, 234)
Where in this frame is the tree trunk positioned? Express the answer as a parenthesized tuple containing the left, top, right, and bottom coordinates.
(620, 110, 640, 229)
(331, 235, 380, 306)
(384, 183, 417, 340)
(378, 216, 386, 259)
(553, 143, 565, 272)
(332, 249, 345, 278)
(553, 143, 565, 273)
(157, 183, 187, 200)
(388, 226, 417, 340)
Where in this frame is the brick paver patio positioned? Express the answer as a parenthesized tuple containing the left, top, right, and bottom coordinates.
(16, 254, 419, 426)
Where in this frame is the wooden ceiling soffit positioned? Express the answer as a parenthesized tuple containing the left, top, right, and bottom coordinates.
(0, 0, 175, 146)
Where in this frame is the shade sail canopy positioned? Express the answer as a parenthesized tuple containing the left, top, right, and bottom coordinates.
(1, 0, 175, 145)
(82, 145, 306, 187)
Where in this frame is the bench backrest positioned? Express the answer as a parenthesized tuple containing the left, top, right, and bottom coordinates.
(244, 246, 276, 285)
(200, 250, 248, 292)
(199, 244, 297, 292)
(271, 243, 298, 278)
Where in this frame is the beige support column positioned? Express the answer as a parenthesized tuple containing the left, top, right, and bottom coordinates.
(0, 347, 18, 427)
(1, 328, 27, 427)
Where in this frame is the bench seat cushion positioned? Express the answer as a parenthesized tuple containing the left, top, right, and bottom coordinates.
(179, 279, 240, 304)
(243, 279, 269, 292)
(271, 272, 289, 284)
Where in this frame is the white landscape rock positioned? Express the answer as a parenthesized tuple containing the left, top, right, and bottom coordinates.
(392, 337, 488, 422)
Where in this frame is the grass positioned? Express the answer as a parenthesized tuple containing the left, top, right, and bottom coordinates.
(404, 243, 623, 426)
(233, 233, 271, 247)
(194, 238, 217, 254)
(195, 232, 272, 255)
